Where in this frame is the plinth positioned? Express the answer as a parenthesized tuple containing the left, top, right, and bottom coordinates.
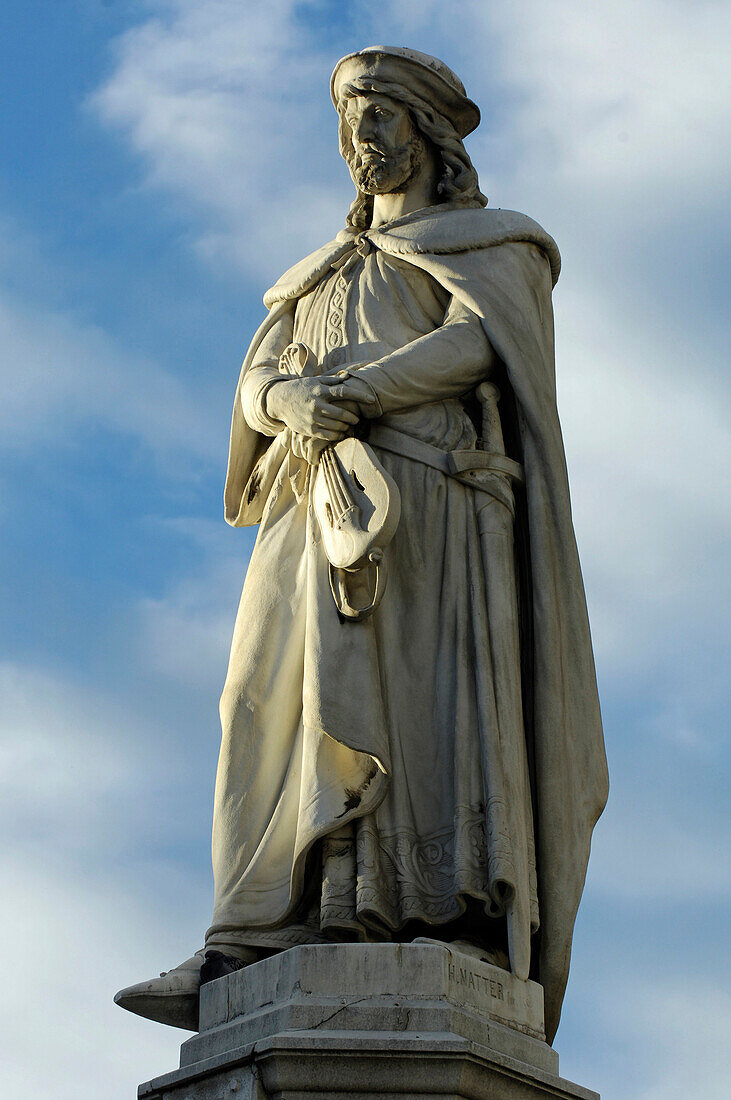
(138, 943, 599, 1099)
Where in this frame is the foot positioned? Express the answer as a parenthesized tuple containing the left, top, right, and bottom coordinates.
(199, 950, 250, 986)
(114, 951, 206, 1031)
(114, 949, 259, 1031)
(413, 936, 510, 971)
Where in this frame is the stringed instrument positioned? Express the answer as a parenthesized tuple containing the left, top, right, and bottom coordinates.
(278, 342, 401, 620)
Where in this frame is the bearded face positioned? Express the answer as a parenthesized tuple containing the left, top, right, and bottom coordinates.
(342, 92, 428, 195)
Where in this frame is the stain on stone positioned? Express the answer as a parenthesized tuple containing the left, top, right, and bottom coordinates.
(337, 761, 379, 817)
(341, 786, 362, 813)
(246, 469, 261, 505)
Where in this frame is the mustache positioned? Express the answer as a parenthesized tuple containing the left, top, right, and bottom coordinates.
(351, 144, 390, 164)
(349, 141, 409, 169)
(345, 130, 428, 195)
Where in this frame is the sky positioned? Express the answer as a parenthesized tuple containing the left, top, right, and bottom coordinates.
(0, 1, 729, 1096)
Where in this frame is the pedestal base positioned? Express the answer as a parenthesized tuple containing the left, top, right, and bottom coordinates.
(138, 943, 598, 1100)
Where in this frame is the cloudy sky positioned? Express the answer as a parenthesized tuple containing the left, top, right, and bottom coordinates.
(1, 2, 728, 1096)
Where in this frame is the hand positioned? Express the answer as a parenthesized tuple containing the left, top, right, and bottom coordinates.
(327, 375, 379, 417)
(289, 433, 329, 465)
(266, 377, 360, 440)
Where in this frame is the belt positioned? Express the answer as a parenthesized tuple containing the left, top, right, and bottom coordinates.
(368, 425, 522, 514)
(369, 425, 523, 481)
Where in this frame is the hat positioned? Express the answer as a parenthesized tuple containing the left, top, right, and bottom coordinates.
(331, 46, 480, 139)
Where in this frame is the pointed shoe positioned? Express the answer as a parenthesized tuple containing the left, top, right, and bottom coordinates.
(114, 951, 205, 1031)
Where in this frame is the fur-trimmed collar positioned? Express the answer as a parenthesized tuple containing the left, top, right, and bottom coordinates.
(263, 205, 560, 309)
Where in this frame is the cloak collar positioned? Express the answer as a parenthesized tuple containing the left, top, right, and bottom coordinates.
(263, 205, 561, 310)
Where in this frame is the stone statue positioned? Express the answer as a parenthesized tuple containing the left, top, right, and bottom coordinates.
(116, 46, 608, 1049)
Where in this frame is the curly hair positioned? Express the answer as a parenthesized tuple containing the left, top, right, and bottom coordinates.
(338, 77, 487, 231)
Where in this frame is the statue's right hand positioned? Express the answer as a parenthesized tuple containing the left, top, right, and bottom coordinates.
(266, 377, 359, 440)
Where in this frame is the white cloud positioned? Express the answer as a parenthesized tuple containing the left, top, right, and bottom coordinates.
(0, 663, 185, 856)
(630, 983, 731, 1100)
(94, 0, 730, 269)
(563, 972, 731, 1099)
(590, 797, 730, 904)
(91, 0, 731, 677)
(553, 284, 731, 674)
(493, 0, 728, 196)
(4, 8, 724, 1096)
(135, 518, 253, 688)
(0, 853, 205, 1099)
(4, 662, 724, 1098)
(93, 0, 353, 282)
(388, 0, 729, 211)
(0, 287, 220, 463)
(0, 664, 134, 805)
(0, 661, 213, 1096)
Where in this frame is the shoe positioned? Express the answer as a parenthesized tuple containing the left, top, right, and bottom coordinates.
(199, 949, 250, 986)
(114, 951, 206, 1031)
(413, 936, 510, 971)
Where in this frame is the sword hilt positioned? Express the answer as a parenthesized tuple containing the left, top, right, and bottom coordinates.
(476, 381, 505, 455)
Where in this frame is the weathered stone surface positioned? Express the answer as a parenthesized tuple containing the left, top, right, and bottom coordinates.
(138, 944, 599, 1099)
(198, 942, 545, 1037)
(140, 1033, 599, 1099)
(119, 46, 607, 1098)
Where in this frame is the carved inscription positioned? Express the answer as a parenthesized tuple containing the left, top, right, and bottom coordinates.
(448, 961, 504, 1000)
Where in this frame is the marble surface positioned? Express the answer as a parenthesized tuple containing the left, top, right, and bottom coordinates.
(138, 943, 599, 1099)
(117, 46, 608, 1066)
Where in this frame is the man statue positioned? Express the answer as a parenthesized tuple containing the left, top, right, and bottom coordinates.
(116, 46, 608, 1045)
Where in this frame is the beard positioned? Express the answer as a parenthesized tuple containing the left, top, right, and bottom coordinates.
(348, 131, 428, 196)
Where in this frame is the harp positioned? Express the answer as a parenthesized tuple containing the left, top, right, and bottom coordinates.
(278, 343, 401, 620)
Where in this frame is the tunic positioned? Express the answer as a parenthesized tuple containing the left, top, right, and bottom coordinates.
(206, 227, 538, 955)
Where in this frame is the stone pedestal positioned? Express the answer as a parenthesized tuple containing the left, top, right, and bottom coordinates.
(138, 943, 599, 1099)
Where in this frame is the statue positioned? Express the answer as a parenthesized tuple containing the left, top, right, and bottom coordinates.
(115, 46, 608, 1047)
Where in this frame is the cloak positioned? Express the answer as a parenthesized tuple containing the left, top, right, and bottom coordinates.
(223, 205, 608, 1042)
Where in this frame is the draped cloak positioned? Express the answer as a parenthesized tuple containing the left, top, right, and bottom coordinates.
(214, 205, 608, 1042)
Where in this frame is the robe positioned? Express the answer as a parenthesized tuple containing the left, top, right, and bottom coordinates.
(208, 204, 608, 1042)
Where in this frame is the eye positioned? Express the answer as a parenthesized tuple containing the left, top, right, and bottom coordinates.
(374, 107, 392, 120)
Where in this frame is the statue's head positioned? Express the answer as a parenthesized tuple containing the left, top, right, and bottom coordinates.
(340, 91, 429, 199)
(331, 46, 487, 230)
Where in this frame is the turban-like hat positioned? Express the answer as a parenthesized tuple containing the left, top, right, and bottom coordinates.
(331, 46, 480, 139)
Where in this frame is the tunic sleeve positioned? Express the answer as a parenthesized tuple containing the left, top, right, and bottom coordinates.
(348, 296, 495, 417)
(240, 311, 294, 435)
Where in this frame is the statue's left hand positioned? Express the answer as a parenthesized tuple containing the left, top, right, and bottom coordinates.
(328, 375, 379, 416)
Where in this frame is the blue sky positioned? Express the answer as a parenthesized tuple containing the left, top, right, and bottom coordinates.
(1, 2, 728, 1096)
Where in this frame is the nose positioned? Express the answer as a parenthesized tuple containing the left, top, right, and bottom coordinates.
(353, 113, 377, 146)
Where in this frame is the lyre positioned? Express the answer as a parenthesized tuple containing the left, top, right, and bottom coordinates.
(277, 342, 401, 620)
